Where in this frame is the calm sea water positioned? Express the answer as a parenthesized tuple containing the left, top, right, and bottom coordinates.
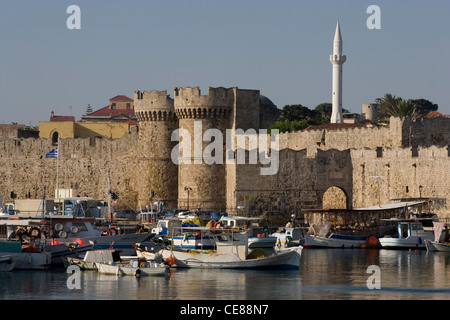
(1, 249, 449, 301)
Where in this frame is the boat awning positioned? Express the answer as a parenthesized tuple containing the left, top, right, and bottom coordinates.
(354, 201, 426, 211)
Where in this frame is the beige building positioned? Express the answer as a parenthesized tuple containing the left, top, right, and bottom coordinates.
(39, 96, 137, 145)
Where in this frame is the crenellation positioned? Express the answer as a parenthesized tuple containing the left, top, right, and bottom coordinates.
(0, 86, 449, 220)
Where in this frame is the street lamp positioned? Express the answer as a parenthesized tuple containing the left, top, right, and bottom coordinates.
(184, 187, 192, 210)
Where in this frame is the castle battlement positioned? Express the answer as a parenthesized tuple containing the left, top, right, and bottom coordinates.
(174, 87, 237, 109)
(134, 90, 175, 121)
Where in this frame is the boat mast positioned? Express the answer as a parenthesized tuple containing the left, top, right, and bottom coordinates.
(107, 174, 112, 223)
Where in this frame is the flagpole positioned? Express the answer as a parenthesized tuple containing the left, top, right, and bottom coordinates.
(56, 136, 60, 201)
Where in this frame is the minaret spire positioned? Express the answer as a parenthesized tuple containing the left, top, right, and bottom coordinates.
(330, 20, 346, 124)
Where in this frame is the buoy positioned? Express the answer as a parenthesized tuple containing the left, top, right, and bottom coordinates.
(166, 256, 176, 266)
(368, 236, 379, 248)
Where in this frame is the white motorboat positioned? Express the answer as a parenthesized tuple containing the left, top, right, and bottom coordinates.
(379, 219, 434, 249)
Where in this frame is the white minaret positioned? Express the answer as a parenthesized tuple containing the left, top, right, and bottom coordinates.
(330, 20, 346, 124)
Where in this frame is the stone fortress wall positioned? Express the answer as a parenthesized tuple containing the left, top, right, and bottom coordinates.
(1, 87, 449, 220)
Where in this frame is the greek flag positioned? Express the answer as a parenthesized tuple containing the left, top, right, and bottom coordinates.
(45, 148, 58, 158)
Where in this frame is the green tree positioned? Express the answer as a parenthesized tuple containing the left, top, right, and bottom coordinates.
(314, 103, 332, 115)
(410, 99, 438, 116)
(268, 104, 327, 133)
(389, 99, 417, 119)
(375, 93, 402, 120)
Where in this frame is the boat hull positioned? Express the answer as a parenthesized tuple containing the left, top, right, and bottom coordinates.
(379, 235, 434, 249)
(0, 252, 51, 270)
(96, 262, 169, 276)
(0, 255, 17, 272)
(85, 233, 153, 255)
(425, 240, 450, 252)
(159, 247, 302, 269)
(248, 236, 277, 249)
(304, 234, 368, 248)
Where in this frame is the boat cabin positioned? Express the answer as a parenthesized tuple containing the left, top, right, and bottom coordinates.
(383, 219, 429, 239)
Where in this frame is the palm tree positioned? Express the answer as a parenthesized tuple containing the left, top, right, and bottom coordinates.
(388, 99, 417, 119)
(375, 94, 417, 120)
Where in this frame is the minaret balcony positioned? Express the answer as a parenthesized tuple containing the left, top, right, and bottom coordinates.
(330, 54, 347, 63)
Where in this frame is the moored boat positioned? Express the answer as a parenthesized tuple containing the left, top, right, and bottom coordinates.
(424, 221, 449, 252)
(0, 241, 51, 270)
(379, 219, 434, 250)
(271, 227, 306, 248)
(137, 228, 302, 269)
(304, 233, 374, 248)
(219, 216, 278, 249)
(62, 248, 123, 270)
(96, 259, 169, 276)
(0, 255, 17, 272)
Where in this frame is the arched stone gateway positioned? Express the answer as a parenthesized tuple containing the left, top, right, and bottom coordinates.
(322, 186, 348, 209)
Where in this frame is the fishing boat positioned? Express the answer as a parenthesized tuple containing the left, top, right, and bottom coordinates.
(62, 248, 123, 270)
(153, 218, 216, 250)
(424, 221, 449, 252)
(303, 233, 373, 248)
(0, 241, 51, 270)
(96, 259, 169, 276)
(137, 228, 302, 269)
(425, 240, 450, 252)
(0, 255, 17, 272)
(271, 227, 306, 248)
(379, 219, 434, 249)
(218, 216, 278, 249)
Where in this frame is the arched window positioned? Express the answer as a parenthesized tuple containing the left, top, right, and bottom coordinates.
(52, 131, 59, 146)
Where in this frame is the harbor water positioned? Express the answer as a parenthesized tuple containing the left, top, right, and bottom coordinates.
(1, 248, 449, 301)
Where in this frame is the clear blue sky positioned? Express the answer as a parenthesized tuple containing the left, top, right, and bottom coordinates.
(1, 0, 449, 126)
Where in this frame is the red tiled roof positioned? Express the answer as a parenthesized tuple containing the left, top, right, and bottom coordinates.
(86, 105, 135, 117)
(50, 115, 75, 122)
(109, 95, 133, 102)
(427, 111, 444, 117)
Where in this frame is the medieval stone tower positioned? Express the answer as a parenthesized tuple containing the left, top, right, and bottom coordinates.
(174, 87, 234, 212)
(134, 90, 178, 208)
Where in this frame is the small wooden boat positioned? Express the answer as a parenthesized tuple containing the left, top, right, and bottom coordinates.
(62, 249, 123, 270)
(425, 240, 450, 252)
(0, 255, 17, 272)
(424, 221, 449, 252)
(137, 229, 302, 269)
(96, 259, 169, 277)
(304, 233, 373, 248)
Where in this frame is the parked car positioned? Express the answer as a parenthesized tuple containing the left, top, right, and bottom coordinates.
(114, 209, 137, 220)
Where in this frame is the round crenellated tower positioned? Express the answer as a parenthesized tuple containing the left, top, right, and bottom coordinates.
(134, 90, 178, 209)
(174, 86, 233, 212)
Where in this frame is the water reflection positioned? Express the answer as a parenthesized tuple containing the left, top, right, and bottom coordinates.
(0, 250, 449, 300)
